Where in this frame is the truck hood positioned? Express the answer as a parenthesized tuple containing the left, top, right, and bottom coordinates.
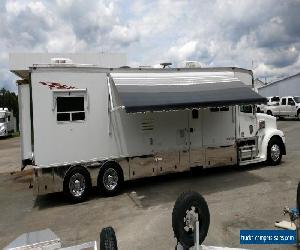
(256, 112, 277, 129)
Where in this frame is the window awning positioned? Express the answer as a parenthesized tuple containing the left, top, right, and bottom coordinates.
(110, 71, 266, 113)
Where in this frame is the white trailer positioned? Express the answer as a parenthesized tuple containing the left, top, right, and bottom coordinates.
(0, 108, 16, 137)
(11, 62, 286, 202)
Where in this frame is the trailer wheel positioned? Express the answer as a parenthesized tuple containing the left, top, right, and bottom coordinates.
(100, 227, 118, 250)
(172, 191, 210, 249)
(98, 163, 123, 196)
(63, 166, 91, 203)
(267, 137, 283, 165)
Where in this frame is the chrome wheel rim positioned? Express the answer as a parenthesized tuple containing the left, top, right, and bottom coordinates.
(103, 168, 118, 191)
(271, 144, 280, 162)
(183, 206, 199, 233)
(69, 173, 86, 197)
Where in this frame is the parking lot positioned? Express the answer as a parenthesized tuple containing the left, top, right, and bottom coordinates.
(0, 120, 299, 249)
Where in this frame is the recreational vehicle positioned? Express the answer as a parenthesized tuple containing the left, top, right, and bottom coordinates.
(0, 108, 16, 137)
(11, 62, 286, 202)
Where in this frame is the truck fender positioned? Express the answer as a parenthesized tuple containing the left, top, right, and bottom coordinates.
(259, 129, 286, 161)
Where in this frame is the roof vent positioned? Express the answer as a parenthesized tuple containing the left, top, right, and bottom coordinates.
(184, 61, 202, 68)
(51, 58, 73, 64)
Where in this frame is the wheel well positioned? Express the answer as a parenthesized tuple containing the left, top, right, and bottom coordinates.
(63, 165, 92, 190)
(269, 135, 286, 155)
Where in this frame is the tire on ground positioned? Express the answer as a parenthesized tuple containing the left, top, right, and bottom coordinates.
(97, 162, 124, 196)
(63, 166, 91, 203)
(267, 137, 283, 166)
(100, 227, 118, 250)
(267, 110, 272, 116)
(172, 191, 210, 248)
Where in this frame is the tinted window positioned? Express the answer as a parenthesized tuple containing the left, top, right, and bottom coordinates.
(271, 97, 280, 102)
(57, 97, 84, 112)
(220, 106, 229, 111)
(56, 96, 85, 122)
(281, 98, 286, 105)
(288, 98, 295, 105)
(72, 112, 85, 121)
(57, 113, 70, 121)
(240, 105, 253, 113)
(210, 107, 219, 112)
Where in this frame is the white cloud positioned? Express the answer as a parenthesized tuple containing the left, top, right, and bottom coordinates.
(1, 0, 300, 91)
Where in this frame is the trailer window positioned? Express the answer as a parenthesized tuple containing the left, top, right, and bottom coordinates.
(56, 96, 85, 122)
(220, 106, 229, 111)
(209, 106, 229, 112)
(192, 109, 199, 119)
(240, 105, 252, 113)
(210, 107, 219, 112)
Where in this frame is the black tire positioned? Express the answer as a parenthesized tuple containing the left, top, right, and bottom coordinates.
(266, 110, 272, 116)
(100, 227, 118, 250)
(257, 107, 261, 113)
(97, 163, 123, 196)
(172, 191, 210, 248)
(297, 110, 300, 121)
(267, 137, 283, 165)
(63, 166, 91, 203)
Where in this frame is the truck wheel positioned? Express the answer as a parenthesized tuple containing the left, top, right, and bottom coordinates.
(98, 163, 123, 196)
(172, 191, 210, 249)
(266, 110, 272, 116)
(100, 227, 118, 250)
(297, 110, 300, 120)
(257, 107, 261, 113)
(64, 166, 91, 203)
(267, 137, 283, 165)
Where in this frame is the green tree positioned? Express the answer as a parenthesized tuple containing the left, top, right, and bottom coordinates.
(0, 88, 19, 130)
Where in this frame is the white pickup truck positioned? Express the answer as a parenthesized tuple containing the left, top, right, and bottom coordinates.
(264, 96, 300, 119)
(257, 96, 280, 113)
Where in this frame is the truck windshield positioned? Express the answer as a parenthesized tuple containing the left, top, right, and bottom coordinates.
(294, 97, 300, 103)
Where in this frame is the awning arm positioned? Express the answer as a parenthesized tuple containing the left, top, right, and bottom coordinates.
(107, 74, 125, 112)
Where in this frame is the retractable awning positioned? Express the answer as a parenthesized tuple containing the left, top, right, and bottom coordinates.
(110, 71, 266, 113)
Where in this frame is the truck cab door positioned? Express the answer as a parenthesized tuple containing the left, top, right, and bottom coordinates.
(237, 105, 257, 138)
(287, 98, 296, 117)
(280, 98, 287, 116)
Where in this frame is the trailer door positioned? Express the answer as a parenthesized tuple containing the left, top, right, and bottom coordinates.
(189, 109, 205, 167)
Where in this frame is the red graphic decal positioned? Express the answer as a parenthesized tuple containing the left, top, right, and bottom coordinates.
(39, 81, 76, 90)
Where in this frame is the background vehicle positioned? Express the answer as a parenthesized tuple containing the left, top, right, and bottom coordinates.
(257, 96, 280, 113)
(0, 108, 16, 137)
(10, 58, 286, 202)
(264, 96, 300, 119)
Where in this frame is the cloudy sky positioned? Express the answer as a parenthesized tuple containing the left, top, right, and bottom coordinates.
(1, 0, 300, 91)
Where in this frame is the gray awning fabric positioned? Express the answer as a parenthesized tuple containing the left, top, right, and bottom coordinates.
(110, 72, 266, 113)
